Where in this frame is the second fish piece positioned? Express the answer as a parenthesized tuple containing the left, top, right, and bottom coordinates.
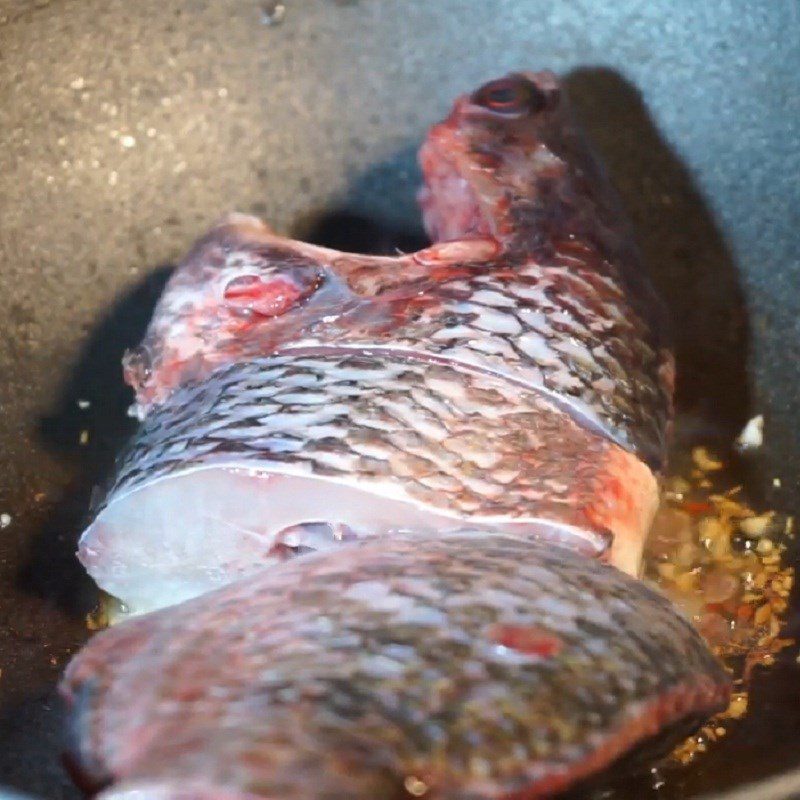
(79, 72, 672, 615)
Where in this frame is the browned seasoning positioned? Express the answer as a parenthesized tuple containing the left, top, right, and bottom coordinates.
(646, 445, 794, 763)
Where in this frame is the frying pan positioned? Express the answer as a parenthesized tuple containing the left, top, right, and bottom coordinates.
(0, 1, 798, 798)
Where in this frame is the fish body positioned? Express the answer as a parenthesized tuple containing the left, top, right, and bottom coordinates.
(63, 534, 728, 800)
(62, 72, 730, 798)
(79, 72, 670, 615)
(82, 353, 655, 613)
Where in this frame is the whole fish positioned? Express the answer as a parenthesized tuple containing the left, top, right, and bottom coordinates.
(62, 534, 729, 800)
(63, 71, 729, 799)
(78, 71, 672, 616)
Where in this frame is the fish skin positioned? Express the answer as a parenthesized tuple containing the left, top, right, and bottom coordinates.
(62, 534, 729, 800)
(80, 353, 656, 612)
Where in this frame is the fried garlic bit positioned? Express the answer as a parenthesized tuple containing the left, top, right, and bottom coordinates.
(85, 592, 128, 630)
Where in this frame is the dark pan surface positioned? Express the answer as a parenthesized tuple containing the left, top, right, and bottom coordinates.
(0, 1, 798, 798)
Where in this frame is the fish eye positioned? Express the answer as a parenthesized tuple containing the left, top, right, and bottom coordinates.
(471, 76, 547, 117)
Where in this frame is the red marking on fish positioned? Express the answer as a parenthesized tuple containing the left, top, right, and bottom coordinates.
(222, 275, 305, 318)
(488, 624, 563, 659)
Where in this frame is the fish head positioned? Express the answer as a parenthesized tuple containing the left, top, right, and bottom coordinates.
(419, 71, 625, 253)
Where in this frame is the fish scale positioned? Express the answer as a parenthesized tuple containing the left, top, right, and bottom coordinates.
(80, 352, 658, 613)
(126, 242, 669, 467)
(63, 535, 728, 800)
